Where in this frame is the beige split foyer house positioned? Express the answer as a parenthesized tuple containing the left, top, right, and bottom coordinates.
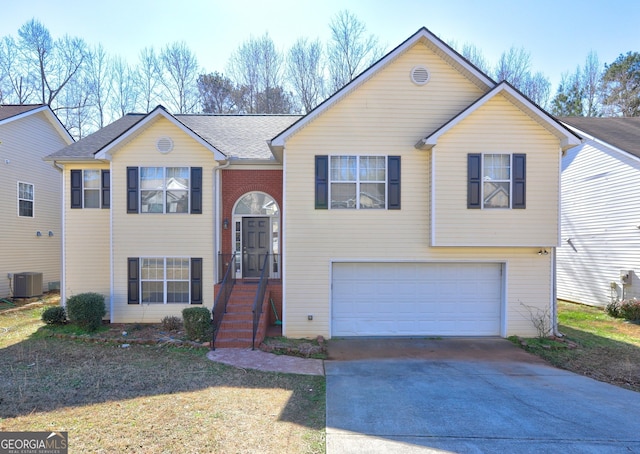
(45, 28, 581, 342)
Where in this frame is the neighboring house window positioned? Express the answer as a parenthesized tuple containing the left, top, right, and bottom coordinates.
(467, 153, 526, 209)
(127, 257, 202, 304)
(18, 182, 34, 217)
(314, 155, 401, 210)
(71, 169, 110, 209)
(127, 167, 202, 214)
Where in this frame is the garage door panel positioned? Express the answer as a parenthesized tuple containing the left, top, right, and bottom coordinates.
(332, 262, 502, 337)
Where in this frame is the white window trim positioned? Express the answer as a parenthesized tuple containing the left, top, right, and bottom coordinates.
(83, 169, 101, 209)
(481, 153, 512, 210)
(140, 257, 190, 304)
(17, 181, 34, 218)
(139, 166, 190, 214)
(328, 155, 387, 210)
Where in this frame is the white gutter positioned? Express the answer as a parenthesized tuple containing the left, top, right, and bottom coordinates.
(214, 161, 231, 294)
(52, 161, 66, 307)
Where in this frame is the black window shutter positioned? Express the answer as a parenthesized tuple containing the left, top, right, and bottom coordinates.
(467, 154, 482, 209)
(101, 170, 110, 209)
(70, 170, 82, 208)
(512, 154, 526, 209)
(315, 155, 328, 209)
(190, 167, 202, 214)
(127, 258, 140, 304)
(387, 156, 401, 210)
(191, 258, 203, 304)
(126, 167, 139, 213)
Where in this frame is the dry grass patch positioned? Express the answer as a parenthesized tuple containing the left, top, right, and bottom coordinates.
(512, 301, 640, 392)
(0, 300, 325, 453)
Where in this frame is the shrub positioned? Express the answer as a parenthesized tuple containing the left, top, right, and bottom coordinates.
(42, 306, 66, 325)
(182, 307, 211, 341)
(161, 315, 182, 331)
(619, 298, 640, 321)
(66, 292, 106, 332)
(606, 300, 621, 318)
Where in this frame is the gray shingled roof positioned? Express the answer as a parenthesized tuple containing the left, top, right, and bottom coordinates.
(46, 111, 301, 161)
(559, 117, 640, 159)
(46, 113, 145, 159)
(177, 115, 301, 160)
(0, 104, 45, 121)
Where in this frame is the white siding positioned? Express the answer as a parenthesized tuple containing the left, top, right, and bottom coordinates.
(0, 112, 68, 298)
(558, 140, 640, 306)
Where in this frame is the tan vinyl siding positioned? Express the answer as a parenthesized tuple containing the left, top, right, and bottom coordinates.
(433, 94, 562, 246)
(110, 117, 217, 322)
(0, 112, 67, 298)
(558, 140, 640, 307)
(62, 163, 111, 313)
(282, 41, 554, 338)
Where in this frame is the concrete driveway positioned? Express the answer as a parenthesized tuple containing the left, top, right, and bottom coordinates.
(325, 338, 640, 453)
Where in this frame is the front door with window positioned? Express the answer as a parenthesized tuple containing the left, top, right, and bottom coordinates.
(242, 217, 269, 278)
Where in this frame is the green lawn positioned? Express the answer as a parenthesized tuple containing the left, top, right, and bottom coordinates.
(0, 301, 325, 453)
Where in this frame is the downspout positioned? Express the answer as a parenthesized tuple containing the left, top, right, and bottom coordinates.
(52, 161, 66, 308)
(552, 247, 561, 337)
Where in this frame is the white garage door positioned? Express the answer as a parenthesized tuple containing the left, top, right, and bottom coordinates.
(332, 262, 502, 336)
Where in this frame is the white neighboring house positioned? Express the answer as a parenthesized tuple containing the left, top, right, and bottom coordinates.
(0, 105, 74, 298)
(558, 117, 640, 307)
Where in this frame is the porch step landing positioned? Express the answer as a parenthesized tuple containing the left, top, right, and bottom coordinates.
(214, 283, 268, 349)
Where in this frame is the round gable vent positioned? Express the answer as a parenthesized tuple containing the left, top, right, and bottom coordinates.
(410, 66, 430, 85)
(156, 137, 174, 153)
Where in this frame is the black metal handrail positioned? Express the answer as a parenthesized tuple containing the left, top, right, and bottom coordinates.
(211, 252, 236, 350)
(252, 253, 270, 350)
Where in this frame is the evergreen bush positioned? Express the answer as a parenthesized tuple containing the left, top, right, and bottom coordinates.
(41, 306, 66, 325)
(66, 292, 106, 332)
(182, 307, 211, 341)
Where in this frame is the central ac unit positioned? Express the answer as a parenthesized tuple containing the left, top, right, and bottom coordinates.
(13, 272, 43, 298)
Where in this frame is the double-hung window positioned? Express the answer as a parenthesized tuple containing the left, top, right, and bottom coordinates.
(128, 257, 202, 305)
(468, 153, 526, 209)
(330, 156, 387, 209)
(18, 182, 34, 217)
(70, 169, 110, 209)
(140, 167, 190, 213)
(127, 167, 201, 214)
(140, 257, 190, 304)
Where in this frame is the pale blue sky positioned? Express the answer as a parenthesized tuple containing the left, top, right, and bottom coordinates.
(3, 0, 639, 91)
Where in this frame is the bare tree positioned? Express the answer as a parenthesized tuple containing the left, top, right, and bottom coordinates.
(494, 47, 531, 87)
(111, 55, 139, 117)
(158, 41, 200, 114)
(0, 35, 37, 103)
(85, 43, 113, 129)
(582, 51, 601, 117)
(286, 37, 325, 113)
(136, 47, 160, 112)
(460, 42, 491, 75)
(327, 10, 383, 93)
(17, 19, 87, 107)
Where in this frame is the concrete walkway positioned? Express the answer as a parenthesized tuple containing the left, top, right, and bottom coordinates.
(325, 338, 640, 453)
(206, 348, 325, 376)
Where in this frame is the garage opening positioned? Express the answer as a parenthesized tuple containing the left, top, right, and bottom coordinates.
(331, 262, 503, 337)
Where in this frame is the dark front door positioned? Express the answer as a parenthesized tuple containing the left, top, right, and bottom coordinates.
(242, 217, 269, 278)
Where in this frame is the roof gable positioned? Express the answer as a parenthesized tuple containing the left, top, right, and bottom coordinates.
(95, 106, 226, 160)
(416, 82, 581, 152)
(0, 104, 73, 145)
(270, 27, 495, 152)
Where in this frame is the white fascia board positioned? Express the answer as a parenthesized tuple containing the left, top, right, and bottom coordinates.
(271, 27, 494, 150)
(95, 107, 226, 161)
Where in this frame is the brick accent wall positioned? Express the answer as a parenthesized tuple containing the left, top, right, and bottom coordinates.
(220, 169, 283, 257)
